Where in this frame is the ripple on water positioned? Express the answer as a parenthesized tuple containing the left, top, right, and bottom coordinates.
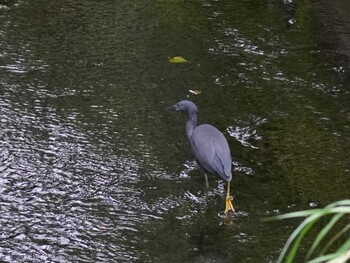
(228, 115, 266, 149)
(0, 90, 155, 261)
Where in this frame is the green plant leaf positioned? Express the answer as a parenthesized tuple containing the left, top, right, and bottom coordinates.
(169, 56, 188, 63)
(321, 224, 350, 255)
(312, 243, 350, 263)
(325, 200, 350, 208)
(307, 252, 339, 263)
(273, 200, 350, 263)
(325, 207, 350, 214)
(267, 209, 324, 221)
(285, 216, 320, 263)
(277, 213, 324, 263)
(306, 213, 344, 260)
(334, 238, 350, 255)
(328, 248, 350, 263)
(281, 206, 350, 220)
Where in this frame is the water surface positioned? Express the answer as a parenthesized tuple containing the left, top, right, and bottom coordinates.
(0, 0, 349, 262)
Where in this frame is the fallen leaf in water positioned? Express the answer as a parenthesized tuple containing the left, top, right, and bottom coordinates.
(169, 56, 188, 63)
(189, 89, 202, 95)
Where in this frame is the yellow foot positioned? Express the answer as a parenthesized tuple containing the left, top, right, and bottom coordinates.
(224, 196, 235, 214)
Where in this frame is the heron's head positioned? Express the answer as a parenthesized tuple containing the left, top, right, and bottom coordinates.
(172, 100, 198, 114)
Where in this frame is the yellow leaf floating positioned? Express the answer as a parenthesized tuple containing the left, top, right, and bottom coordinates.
(169, 56, 188, 63)
(189, 89, 202, 95)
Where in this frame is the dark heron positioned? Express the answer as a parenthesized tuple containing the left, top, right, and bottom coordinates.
(171, 100, 235, 213)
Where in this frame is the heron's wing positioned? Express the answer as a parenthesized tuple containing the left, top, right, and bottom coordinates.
(191, 130, 216, 171)
(212, 142, 232, 180)
(191, 124, 232, 180)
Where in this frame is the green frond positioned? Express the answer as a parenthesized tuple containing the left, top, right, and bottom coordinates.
(271, 200, 350, 263)
(306, 213, 344, 260)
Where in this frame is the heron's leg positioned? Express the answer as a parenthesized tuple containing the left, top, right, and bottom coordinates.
(204, 173, 209, 189)
(226, 180, 231, 199)
(224, 180, 235, 213)
(196, 162, 209, 189)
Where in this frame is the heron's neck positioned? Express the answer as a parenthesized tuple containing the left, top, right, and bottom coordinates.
(186, 111, 197, 140)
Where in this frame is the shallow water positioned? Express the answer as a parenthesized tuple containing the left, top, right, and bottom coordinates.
(0, 0, 349, 262)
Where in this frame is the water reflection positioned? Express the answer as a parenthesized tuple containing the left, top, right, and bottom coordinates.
(0, 87, 145, 261)
(227, 115, 266, 149)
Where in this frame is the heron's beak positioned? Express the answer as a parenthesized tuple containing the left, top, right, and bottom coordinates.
(165, 104, 177, 111)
